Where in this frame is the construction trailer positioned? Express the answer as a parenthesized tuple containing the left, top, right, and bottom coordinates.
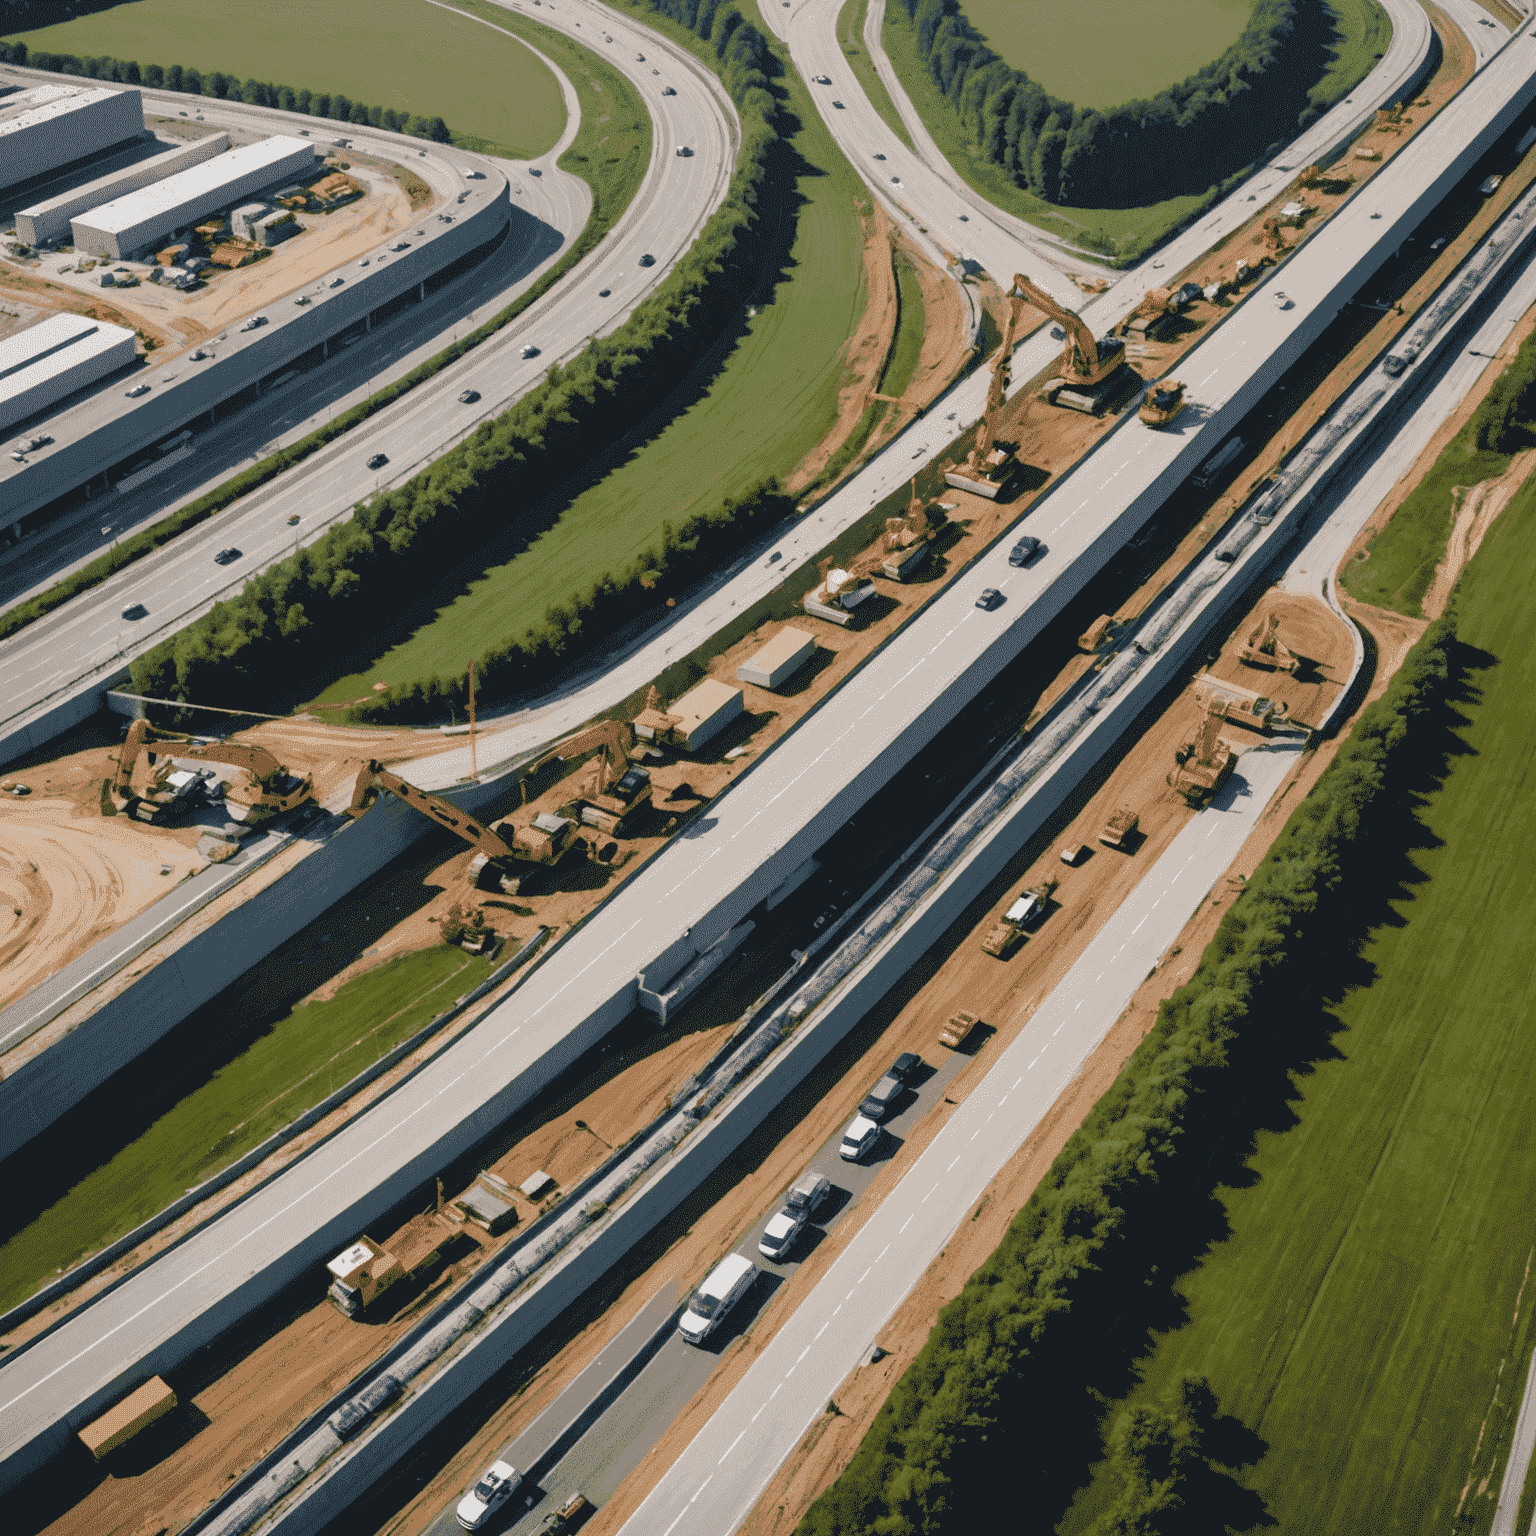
(326, 1217, 449, 1318)
(113, 718, 312, 824)
(660, 678, 744, 752)
(348, 759, 580, 892)
(737, 626, 817, 690)
(1169, 697, 1236, 805)
(77, 1377, 177, 1461)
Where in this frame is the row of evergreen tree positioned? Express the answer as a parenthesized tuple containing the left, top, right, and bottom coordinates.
(795, 611, 1459, 1536)
(896, 0, 1337, 208)
(128, 1, 784, 716)
(0, 39, 450, 140)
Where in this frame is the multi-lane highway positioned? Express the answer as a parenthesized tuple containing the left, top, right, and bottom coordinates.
(0, 0, 740, 746)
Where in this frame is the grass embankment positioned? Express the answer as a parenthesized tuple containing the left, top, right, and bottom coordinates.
(0, 12, 648, 645)
(307, 12, 869, 710)
(879, 251, 927, 397)
(839, 0, 912, 149)
(879, 0, 1387, 260)
(3, 0, 565, 157)
(960, 0, 1254, 110)
(1344, 329, 1536, 615)
(1060, 487, 1536, 1535)
(0, 946, 494, 1312)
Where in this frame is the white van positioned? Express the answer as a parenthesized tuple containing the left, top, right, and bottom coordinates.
(678, 1253, 756, 1344)
(840, 1115, 880, 1162)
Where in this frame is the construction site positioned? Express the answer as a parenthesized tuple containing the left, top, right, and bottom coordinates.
(5, 12, 1532, 1529)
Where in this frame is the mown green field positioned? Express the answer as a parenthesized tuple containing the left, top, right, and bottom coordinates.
(309, 42, 869, 708)
(961, 0, 1254, 111)
(4, 0, 566, 158)
(0, 945, 493, 1311)
(1061, 483, 1536, 1533)
(880, 0, 1388, 259)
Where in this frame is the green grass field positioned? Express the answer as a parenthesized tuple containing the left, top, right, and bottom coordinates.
(838, 0, 913, 149)
(309, 39, 869, 709)
(1060, 482, 1536, 1534)
(880, 0, 1388, 259)
(5, 0, 566, 159)
(961, 0, 1254, 111)
(879, 251, 926, 398)
(0, 945, 493, 1311)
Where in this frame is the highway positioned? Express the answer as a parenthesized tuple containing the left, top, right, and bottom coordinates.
(0, 0, 740, 743)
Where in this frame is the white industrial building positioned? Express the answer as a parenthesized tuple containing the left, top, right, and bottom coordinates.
(0, 84, 144, 193)
(70, 135, 319, 258)
(0, 313, 137, 433)
(16, 132, 231, 247)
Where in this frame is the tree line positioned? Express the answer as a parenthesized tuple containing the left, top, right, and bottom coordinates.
(0, 39, 451, 140)
(128, 1, 783, 717)
(895, 0, 1339, 209)
(1475, 328, 1536, 452)
(794, 611, 1459, 1536)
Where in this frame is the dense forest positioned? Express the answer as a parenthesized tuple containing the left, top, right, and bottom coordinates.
(0, 39, 450, 139)
(795, 612, 1459, 1536)
(895, 0, 1345, 206)
(126, 0, 785, 717)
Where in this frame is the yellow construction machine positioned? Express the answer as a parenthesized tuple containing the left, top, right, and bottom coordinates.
(1139, 378, 1186, 428)
(348, 760, 580, 892)
(523, 719, 653, 835)
(1000, 272, 1130, 413)
(1239, 611, 1301, 675)
(1098, 807, 1139, 850)
(944, 275, 1035, 498)
(113, 718, 313, 824)
(1169, 697, 1236, 806)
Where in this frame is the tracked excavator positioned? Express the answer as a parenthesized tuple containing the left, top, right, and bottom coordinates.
(1169, 697, 1236, 806)
(1139, 378, 1186, 428)
(944, 274, 1035, 498)
(522, 719, 653, 835)
(112, 718, 313, 824)
(348, 760, 579, 893)
(1006, 272, 1131, 415)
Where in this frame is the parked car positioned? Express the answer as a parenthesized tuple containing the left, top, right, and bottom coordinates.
(888, 1051, 922, 1084)
(784, 1171, 832, 1216)
(455, 1460, 523, 1531)
(367, 453, 388, 470)
(214, 547, 243, 566)
(840, 1115, 880, 1162)
(758, 1207, 807, 1261)
(860, 1073, 904, 1122)
(976, 587, 1004, 610)
(1008, 535, 1042, 566)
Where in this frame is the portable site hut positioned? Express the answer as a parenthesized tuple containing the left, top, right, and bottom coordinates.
(78, 1376, 177, 1460)
(667, 678, 743, 751)
(737, 626, 816, 691)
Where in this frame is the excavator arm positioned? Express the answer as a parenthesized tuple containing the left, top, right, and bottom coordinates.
(1009, 272, 1103, 377)
(348, 760, 517, 859)
(115, 719, 303, 799)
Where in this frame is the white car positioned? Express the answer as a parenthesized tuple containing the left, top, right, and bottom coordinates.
(240, 314, 267, 331)
(456, 1460, 523, 1530)
(840, 1114, 880, 1162)
(759, 1207, 807, 1262)
(124, 383, 151, 397)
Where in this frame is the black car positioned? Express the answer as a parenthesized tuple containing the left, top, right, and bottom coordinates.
(599, 288, 612, 297)
(639, 253, 656, 267)
(121, 603, 148, 621)
(367, 453, 388, 470)
(976, 588, 1004, 610)
(214, 547, 242, 566)
(1008, 536, 1042, 566)
(521, 344, 541, 359)
(889, 1051, 922, 1084)
(458, 389, 480, 404)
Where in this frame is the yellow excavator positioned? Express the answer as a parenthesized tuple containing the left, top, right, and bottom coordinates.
(1004, 272, 1131, 414)
(521, 719, 653, 835)
(1169, 697, 1236, 806)
(348, 760, 580, 893)
(113, 718, 313, 824)
(945, 274, 1035, 498)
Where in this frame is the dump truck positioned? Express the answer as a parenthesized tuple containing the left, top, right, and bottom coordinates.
(938, 1009, 979, 1049)
(326, 1216, 448, 1318)
(1099, 808, 1139, 850)
(113, 718, 312, 824)
(980, 887, 1049, 958)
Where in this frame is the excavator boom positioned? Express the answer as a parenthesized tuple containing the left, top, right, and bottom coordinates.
(1010, 272, 1102, 377)
(348, 760, 516, 859)
(114, 719, 311, 818)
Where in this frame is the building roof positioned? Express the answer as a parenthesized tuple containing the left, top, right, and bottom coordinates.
(0, 83, 113, 134)
(671, 677, 743, 726)
(0, 312, 134, 387)
(75, 136, 315, 237)
(742, 626, 815, 675)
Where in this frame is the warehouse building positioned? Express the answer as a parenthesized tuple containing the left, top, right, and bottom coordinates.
(0, 84, 145, 195)
(737, 626, 817, 691)
(663, 679, 744, 752)
(70, 135, 319, 259)
(15, 132, 230, 247)
(0, 314, 137, 433)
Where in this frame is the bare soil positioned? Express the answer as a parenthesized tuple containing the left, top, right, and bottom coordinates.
(1424, 448, 1536, 617)
(1203, 591, 1353, 730)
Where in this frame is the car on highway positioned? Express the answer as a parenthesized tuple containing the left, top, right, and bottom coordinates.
(840, 1115, 880, 1162)
(975, 587, 1004, 610)
(833, 100, 845, 109)
(287, 513, 301, 525)
(678, 1253, 757, 1344)
(1008, 535, 1042, 566)
(598, 288, 611, 297)
(391, 241, 411, 251)
(873, 152, 886, 160)
(455, 1460, 523, 1531)
(636, 51, 645, 60)
(124, 383, 150, 397)
(240, 314, 267, 331)
(813, 74, 831, 84)
(214, 547, 243, 566)
(458, 389, 481, 404)
(529, 167, 542, 176)
(891, 176, 901, 185)
(676, 145, 693, 157)
(784, 1171, 832, 1216)
(121, 603, 148, 620)
(639, 253, 656, 267)
(521, 344, 541, 358)
(367, 453, 389, 470)
(662, 85, 677, 95)
(1431, 235, 1447, 250)
(758, 1207, 808, 1262)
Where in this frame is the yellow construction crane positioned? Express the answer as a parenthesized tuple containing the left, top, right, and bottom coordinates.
(113, 718, 313, 824)
(944, 276, 1034, 497)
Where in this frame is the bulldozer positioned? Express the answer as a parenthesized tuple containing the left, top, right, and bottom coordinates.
(1008, 272, 1130, 414)
(1139, 378, 1186, 428)
(1239, 611, 1301, 675)
(112, 718, 313, 824)
(348, 760, 580, 893)
(1169, 697, 1236, 807)
(1098, 807, 1139, 850)
(523, 719, 653, 835)
(944, 275, 1034, 499)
